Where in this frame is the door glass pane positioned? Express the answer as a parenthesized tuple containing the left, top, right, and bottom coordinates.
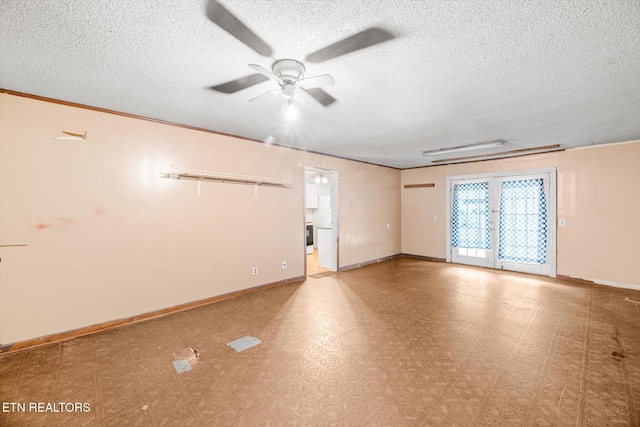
(451, 182, 490, 250)
(498, 178, 547, 264)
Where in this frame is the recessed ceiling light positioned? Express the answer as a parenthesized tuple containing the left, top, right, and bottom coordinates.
(423, 140, 505, 156)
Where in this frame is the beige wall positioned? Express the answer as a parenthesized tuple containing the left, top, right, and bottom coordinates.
(0, 94, 401, 344)
(401, 141, 640, 287)
(3, 91, 637, 344)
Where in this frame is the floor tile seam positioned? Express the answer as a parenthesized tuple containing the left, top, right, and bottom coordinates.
(420, 408, 466, 427)
(145, 402, 203, 424)
(358, 401, 409, 427)
(156, 368, 218, 422)
(98, 360, 149, 425)
(267, 374, 320, 406)
(293, 366, 334, 392)
(15, 347, 62, 387)
(13, 369, 55, 397)
(429, 367, 485, 422)
(471, 293, 518, 319)
(484, 286, 551, 347)
(244, 403, 284, 426)
(218, 402, 259, 425)
(576, 286, 593, 426)
(607, 286, 638, 427)
(471, 288, 550, 384)
(95, 337, 138, 385)
(100, 396, 151, 425)
(466, 328, 529, 427)
(19, 369, 72, 403)
(523, 292, 574, 425)
(478, 408, 523, 427)
(65, 374, 105, 421)
(289, 388, 358, 424)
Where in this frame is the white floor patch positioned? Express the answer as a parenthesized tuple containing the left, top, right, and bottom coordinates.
(227, 335, 261, 352)
(172, 359, 192, 373)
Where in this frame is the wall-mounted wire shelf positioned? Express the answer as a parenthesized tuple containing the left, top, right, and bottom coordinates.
(159, 170, 293, 189)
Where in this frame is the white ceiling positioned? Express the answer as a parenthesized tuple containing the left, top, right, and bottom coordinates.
(2, 0, 639, 169)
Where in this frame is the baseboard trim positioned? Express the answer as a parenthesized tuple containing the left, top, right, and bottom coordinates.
(338, 253, 446, 272)
(338, 254, 403, 272)
(557, 275, 640, 291)
(0, 275, 305, 354)
(556, 275, 593, 286)
(399, 253, 447, 263)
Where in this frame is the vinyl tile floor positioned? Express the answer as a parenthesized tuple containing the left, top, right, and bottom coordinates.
(1, 258, 639, 426)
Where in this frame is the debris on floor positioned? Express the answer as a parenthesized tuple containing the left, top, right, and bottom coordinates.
(171, 347, 199, 374)
(227, 335, 261, 352)
(173, 347, 199, 362)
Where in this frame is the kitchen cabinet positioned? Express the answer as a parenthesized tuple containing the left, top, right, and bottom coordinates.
(305, 183, 319, 208)
(305, 195, 318, 208)
(306, 183, 330, 209)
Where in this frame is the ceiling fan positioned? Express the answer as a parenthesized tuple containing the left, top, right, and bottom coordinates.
(206, 0, 394, 115)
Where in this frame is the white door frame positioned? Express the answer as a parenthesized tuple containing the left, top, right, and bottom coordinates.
(446, 168, 556, 277)
(304, 166, 339, 272)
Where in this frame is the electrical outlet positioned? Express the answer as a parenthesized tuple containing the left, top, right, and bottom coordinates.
(282, 261, 287, 269)
(559, 219, 566, 227)
(364, 217, 368, 223)
(252, 266, 258, 275)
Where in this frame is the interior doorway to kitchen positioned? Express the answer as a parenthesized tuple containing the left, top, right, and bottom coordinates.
(304, 167, 338, 275)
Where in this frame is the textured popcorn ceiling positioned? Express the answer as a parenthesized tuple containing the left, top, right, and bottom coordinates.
(1, 0, 639, 168)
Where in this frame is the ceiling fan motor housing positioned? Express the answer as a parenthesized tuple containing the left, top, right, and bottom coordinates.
(273, 59, 305, 82)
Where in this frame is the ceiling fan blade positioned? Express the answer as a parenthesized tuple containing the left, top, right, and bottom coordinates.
(248, 64, 283, 84)
(299, 74, 335, 89)
(302, 88, 337, 107)
(296, 88, 322, 109)
(305, 27, 394, 63)
(249, 89, 281, 103)
(206, 0, 273, 57)
(209, 73, 270, 93)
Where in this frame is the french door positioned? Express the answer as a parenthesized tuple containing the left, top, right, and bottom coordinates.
(447, 169, 556, 277)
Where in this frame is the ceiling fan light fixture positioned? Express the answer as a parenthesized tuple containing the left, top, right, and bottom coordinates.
(422, 140, 505, 157)
(313, 173, 329, 184)
(284, 98, 297, 120)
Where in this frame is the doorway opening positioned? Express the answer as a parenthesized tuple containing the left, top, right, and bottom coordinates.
(446, 168, 556, 277)
(304, 167, 338, 275)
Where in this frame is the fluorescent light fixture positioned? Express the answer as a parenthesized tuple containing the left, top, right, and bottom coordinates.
(431, 144, 561, 164)
(422, 140, 504, 156)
